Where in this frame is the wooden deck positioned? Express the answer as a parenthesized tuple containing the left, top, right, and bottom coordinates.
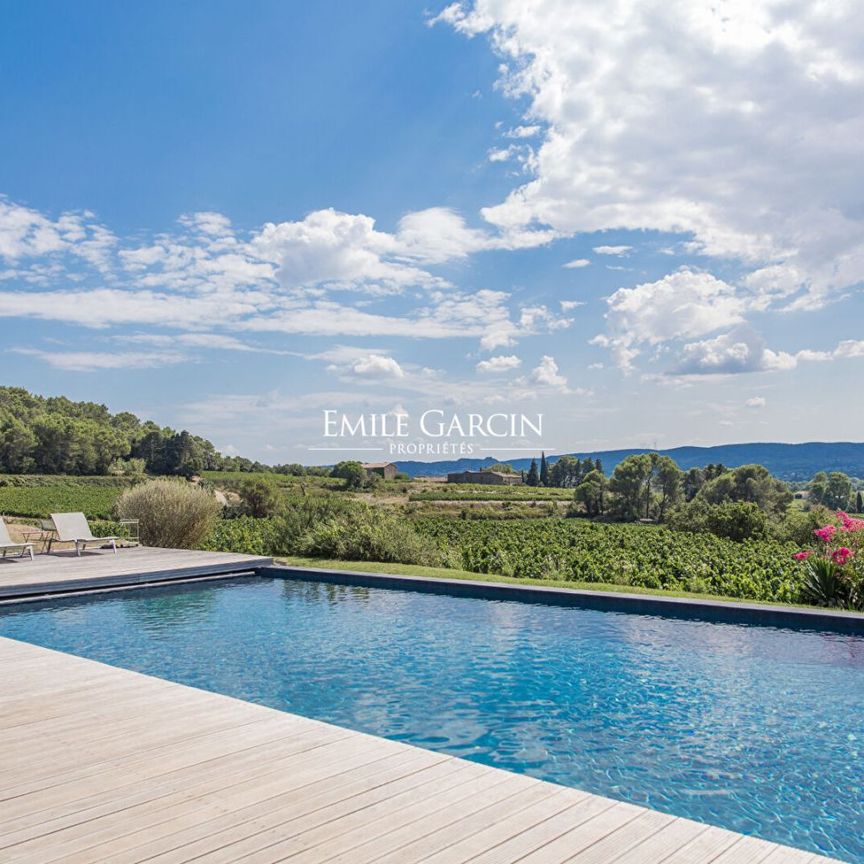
(0, 637, 843, 864)
(0, 546, 272, 599)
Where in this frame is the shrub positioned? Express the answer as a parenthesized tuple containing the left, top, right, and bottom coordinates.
(669, 499, 768, 541)
(238, 477, 283, 518)
(297, 503, 441, 566)
(114, 479, 220, 548)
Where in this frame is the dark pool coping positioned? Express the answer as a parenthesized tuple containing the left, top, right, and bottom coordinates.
(260, 564, 864, 634)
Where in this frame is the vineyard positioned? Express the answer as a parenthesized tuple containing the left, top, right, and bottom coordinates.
(408, 485, 574, 502)
(415, 517, 803, 603)
(0, 484, 123, 519)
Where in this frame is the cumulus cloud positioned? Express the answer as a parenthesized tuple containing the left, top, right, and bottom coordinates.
(563, 258, 590, 269)
(0, 196, 570, 350)
(528, 355, 569, 392)
(347, 354, 405, 379)
(598, 268, 746, 371)
(439, 0, 864, 311)
(476, 354, 522, 373)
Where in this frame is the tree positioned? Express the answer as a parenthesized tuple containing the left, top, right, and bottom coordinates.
(810, 471, 854, 510)
(539, 452, 549, 486)
(331, 460, 367, 490)
(239, 477, 283, 518)
(488, 462, 516, 473)
(526, 458, 539, 487)
(651, 454, 683, 521)
(697, 464, 792, 515)
(549, 455, 587, 488)
(0, 415, 36, 473)
(608, 454, 653, 520)
(574, 469, 606, 516)
(857, 490, 863, 514)
(683, 467, 704, 501)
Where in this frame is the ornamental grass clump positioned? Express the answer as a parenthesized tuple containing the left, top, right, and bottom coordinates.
(114, 478, 221, 549)
(794, 511, 864, 609)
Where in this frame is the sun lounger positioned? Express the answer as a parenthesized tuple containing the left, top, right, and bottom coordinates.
(0, 517, 35, 560)
(49, 512, 117, 556)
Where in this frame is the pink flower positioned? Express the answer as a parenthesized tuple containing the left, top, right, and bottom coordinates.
(814, 525, 837, 543)
(832, 547, 854, 566)
(837, 511, 864, 532)
(793, 550, 812, 561)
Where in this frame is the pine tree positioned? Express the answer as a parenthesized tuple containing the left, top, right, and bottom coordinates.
(857, 490, 863, 514)
(526, 458, 539, 487)
(539, 451, 549, 486)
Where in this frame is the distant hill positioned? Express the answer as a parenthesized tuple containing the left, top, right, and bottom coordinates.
(395, 442, 864, 482)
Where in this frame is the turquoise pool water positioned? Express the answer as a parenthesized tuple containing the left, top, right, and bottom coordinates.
(1, 575, 862, 861)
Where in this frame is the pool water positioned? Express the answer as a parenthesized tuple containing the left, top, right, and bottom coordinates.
(1, 575, 862, 861)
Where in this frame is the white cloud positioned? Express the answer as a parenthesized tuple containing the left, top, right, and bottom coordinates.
(559, 300, 585, 311)
(439, 1, 864, 310)
(394, 207, 489, 264)
(347, 354, 405, 379)
(11, 348, 186, 372)
(745, 396, 766, 408)
(476, 354, 522, 373)
(0, 196, 569, 352)
(506, 125, 542, 139)
(563, 258, 590, 269)
(488, 148, 513, 163)
(593, 245, 632, 256)
(673, 330, 796, 376)
(599, 268, 746, 371)
(528, 355, 569, 392)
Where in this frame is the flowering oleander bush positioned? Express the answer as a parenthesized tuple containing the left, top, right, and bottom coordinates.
(794, 511, 864, 609)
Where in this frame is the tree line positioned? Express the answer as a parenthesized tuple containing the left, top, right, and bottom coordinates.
(0, 386, 223, 477)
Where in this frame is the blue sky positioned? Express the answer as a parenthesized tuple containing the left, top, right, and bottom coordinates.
(2, 0, 863, 463)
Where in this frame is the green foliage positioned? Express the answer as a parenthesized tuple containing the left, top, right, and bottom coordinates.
(114, 479, 221, 548)
(801, 555, 861, 609)
(809, 471, 854, 511)
(0, 386, 223, 477)
(539, 452, 550, 486)
(549, 455, 598, 488)
(331, 460, 369, 490)
(414, 517, 802, 602)
(202, 516, 283, 556)
(800, 557, 847, 608)
(409, 485, 573, 502)
(297, 504, 441, 565)
(525, 458, 540, 487)
(669, 500, 769, 542)
(572, 469, 606, 517)
(696, 464, 792, 515)
(237, 477, 283, 518)
(0, 480, 125, 518)
(608, 454, 653, 520)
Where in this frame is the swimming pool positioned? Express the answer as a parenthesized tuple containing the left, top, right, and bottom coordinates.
(1, 574, 862, 862)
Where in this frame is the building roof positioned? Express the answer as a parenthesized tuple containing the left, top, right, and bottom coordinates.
(362, 462, 396, 469)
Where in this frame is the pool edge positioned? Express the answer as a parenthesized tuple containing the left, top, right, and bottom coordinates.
(261, 563, 864, 633)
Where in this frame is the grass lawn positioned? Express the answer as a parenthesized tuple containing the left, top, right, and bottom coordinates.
(276, 555, 855, 613)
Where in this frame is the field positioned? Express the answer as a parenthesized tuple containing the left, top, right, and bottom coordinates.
(408, 485, 574, 502)
(0, 484, 123, 519)
(201, 471, 343, 490)
(415, 517, 802, 603)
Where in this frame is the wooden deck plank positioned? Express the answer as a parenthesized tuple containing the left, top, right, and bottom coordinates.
(0, 637, 843, 864)
(0, 546, 271, 598)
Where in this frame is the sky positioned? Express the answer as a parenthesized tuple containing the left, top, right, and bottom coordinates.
(2, 0, 863, 464)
